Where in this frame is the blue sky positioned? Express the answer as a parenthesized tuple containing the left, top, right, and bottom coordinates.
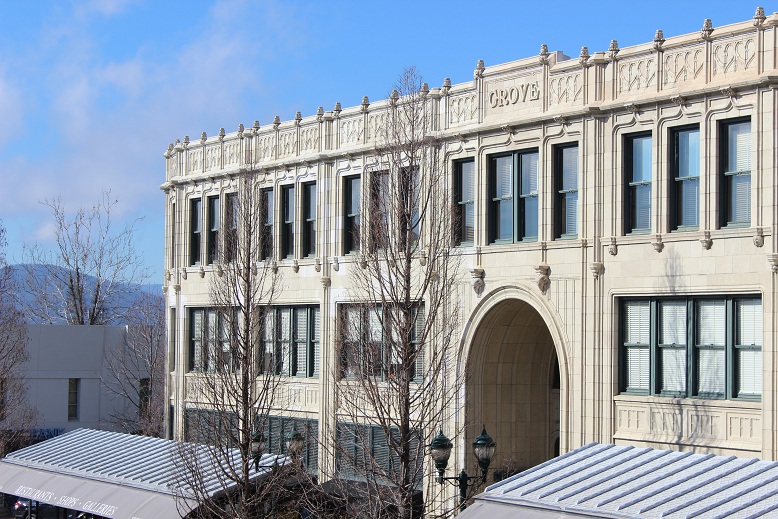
(0, 0, 767, 281)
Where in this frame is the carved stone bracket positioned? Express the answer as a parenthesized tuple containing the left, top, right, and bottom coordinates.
(754, 227, 764, 248)
(652, 234, 664, 253)
(553, 116, 568, 126)
(470, 268, 485, 296)
(700, 231, 712, 250)
(721, 86, 737, 99)
(292, 259, 299, 273)
(198, 266, 205, 278)
(671, 95, 688, 107)
(768, 254, 778, 273)
(162, 285, 168, 295)
(271, 261, 279, 274)
(216, 263, 224, 277)
(180, 267, 188, 281)
(315, 257, 322, 272)
(320, 276, 331, 287)
(608, 237, 618, 256)
(332, 257, 340, 272)
(590, 262, 604, 279)
(172, 284, 181, 294)
(535, 264, 551, 294)
(624, 103, 639, 114)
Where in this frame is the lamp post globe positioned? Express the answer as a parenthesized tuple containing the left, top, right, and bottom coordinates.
(429, 430, 453, 482)
(472, 427, 496, 480)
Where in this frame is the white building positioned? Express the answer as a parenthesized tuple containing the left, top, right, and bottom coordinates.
(161, 8, 778, 506)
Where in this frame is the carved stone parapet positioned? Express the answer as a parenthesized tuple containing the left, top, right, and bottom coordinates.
(608, 237, 618, 256)
(754, 227, 764, 248)
(700, 231, 712, 250)
(768, 254, 778, 273)
(652, 234, 664, 253)
(535, 263, 551, 294)
(590, 262, 604, 279)
(470, 268, 485, 295)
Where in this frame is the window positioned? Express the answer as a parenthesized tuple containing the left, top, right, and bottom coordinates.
(190, 198, 202, 265)
(554, 145, 578, 238)
(454, 159, 475, 245)
(344, 176, 361, 254)
(303, 182, 316, 257)
(339, 304, 424, 381)
(266, 416, 319, 474)
(170, 202, 176, 269)
(720, 119, 751, 227)
(487, 151, 538, 243)
(336, 422, 423, 487)
(671, 127, 700, 230)
(625, 134, 652, 233)
(259, 306, 320, 377)
(369, 172, 389, 250)
(225, 193, 238, 263)
(281, 185, 294, 258)
(68, 378, 79, 420)
(620, 296, 762, 400)
(260, 188, 274, 261)
(207, 196, 220, 264)
(189, 308, 233, 373)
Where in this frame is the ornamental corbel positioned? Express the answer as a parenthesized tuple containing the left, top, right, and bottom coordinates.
(315, 257, 322, 272)
(754, 227, 764, 248)
(271, 261, 279, 274)
(292, 259, 299, 273)
(198, 265, 205, 278)
(579, 46, 591, 68)
(535, 264, 551, 294)
(469, 268, 485, 295)
(474, 59, 485, 79)
(768, 254, 778, 273)
(721, 86, 737, 99)
(590, 262, 604, 279)
(361, 96, 370, 113)
(216, 263, 224, 277)
(700, 231, 712, 250)
(608, 237, 618, 256)
(179, 267, 188, 280)
(671, 95, 687, 107)
(700, 18, 713, 41)
(624, 103, 639, 114)
(606, 40, 620, 62)
(320, 276, 331, 287)
(332, 256, 340, 272)
(172, 284, 181, 294)
(754, 7, 766, 28)
(652, 234, 664, 253)
(553, 116, 568, 126)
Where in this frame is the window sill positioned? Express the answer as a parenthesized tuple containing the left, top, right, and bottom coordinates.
(615, 392, 761, 409)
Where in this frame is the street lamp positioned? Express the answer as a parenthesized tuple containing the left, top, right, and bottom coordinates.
(285, 426, 305, 460)
(428, 426, 496, 510)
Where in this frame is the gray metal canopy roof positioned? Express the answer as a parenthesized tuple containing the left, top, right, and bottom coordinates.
(459, 443, 778, 519)
(0, 428, 284, 519)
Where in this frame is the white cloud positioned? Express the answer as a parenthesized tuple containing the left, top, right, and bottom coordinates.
(0, 67, 24, 150)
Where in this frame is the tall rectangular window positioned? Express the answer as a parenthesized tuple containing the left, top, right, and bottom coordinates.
(258, 306, 320, 377)
(170, 202, 176, 269)
(620, 296, 762, 400)
(721, 119, 751, 227)
(344, 176, 361, 254)
(625, 134, 652, 233)
(281, 185, 294, 258)
(555, 145, 578, 238)
(672, 127, 700, 230)
(369, 172, 389, 250)
(68, 378, 79, 420)
(487, 151, 538, 243)
(454, 160, 475, 245)
(190, 198, 202, 265)
(225, 193, 238, 263)
(260, 189, 274, 261)
(207, 196, 220, 264)
(188, 308, 233, 373)
(303, 182, 316, 257)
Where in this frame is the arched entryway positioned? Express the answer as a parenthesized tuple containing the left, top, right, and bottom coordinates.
(465, 297, 561, 477)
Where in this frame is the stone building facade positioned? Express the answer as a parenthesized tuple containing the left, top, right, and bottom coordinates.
(161, 8, 778, 495)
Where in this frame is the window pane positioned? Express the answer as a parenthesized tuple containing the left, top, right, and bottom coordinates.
(698, 349, 725, 395)
(520, 153, 538, 195)
(625, 301, 650, 344)
(678, 178, 698, 227)
(737, 300, 762, 346)
(626, 347, 649, 391)
(311, 307, 320, 377)
(677, 129, 700, 178)
(738, 349, 762, 397)
(631, 136, 652, 183)
(561, 147, 578, 190)
(523, 196, 538, 239)
(495, 156, 513, 199)
(728, 122, 751, 172)
(632, 183, 651, 230)
(497, 199, 514, 240)
(461, 161, 475, 202)
(728, 174, 750, 224)
(698, 300, 725, 345)
(660, 301, 686, 345)
(463, 203, 475, 243)
(661, 348, 686, 393)
(624, 301, 649, 392)
(564, 192, 578, 235)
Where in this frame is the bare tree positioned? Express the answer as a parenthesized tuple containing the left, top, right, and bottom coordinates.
(102, 291, 166, 436)
(0, 221, 37, 456)
(175, 172, 291, 518)
(317, 68, 464, 518)
(21, 191, 147, 325)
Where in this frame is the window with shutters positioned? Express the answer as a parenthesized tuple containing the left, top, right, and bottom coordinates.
(339, 303, 425, 381)
(190, 198, 202, 265)
(188, 308, 233, 373)
(302, 182, 316, 257)
(671, 126, 700, 230)
(265, 416, 318, 474)
(344, 175, 361, 254)
(488, 150, 538, 243)
(620, 296, 762, 400)
(454, 159, 475, 245)
(335, 422, 423, 488)
(554, 144, 578, 238)
(624, 133, 652, 234)
(257, 305, 320, 377)
(224, 193, 238, 263)
(720, 119, 751, 227)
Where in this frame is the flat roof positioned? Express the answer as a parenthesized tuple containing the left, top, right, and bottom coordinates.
(459, 442, 778, 519)
(0, 428, 284, 519)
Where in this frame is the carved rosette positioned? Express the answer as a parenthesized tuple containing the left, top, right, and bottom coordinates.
(535, 264, 551, 294)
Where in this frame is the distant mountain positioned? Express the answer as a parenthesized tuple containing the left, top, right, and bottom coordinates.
(6, 263, 163, 325)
